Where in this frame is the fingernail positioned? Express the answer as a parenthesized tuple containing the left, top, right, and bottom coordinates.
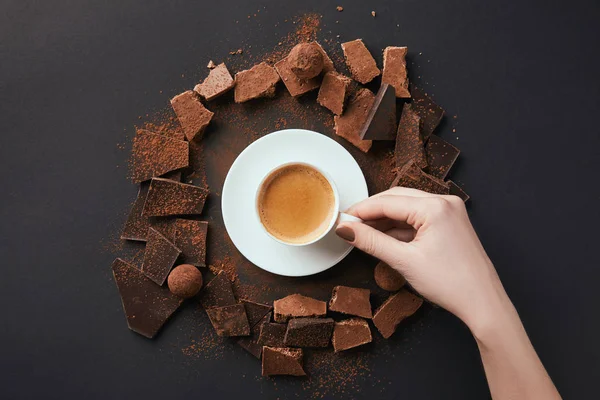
(335, 225, 355, 242)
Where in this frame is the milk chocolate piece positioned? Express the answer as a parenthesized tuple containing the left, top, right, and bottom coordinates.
(234, 62, 280, 103)
(141, 227, 181, 285)
(395, 104, 427, 169)
(112, 258, 183, 338)
(142, 178, 209, 217)
(121, 182, 150, 241)
(173, 219, 208, 266)
(360, 83, 397, 140)
(194, 63, 235, 101)
(382, 46, 410, 98)
(258, 322, 287, 347)
(313, 41, 336, 73)
(317, 72, 352, 115)
(273, 294, 327, 323)
(341, 39, 380, 84)
(198, 271, 236, 309)
(170, 90, 214, 141)
(329, 286, 372, 318)
(275, 56, 320, 97)
(206, 304, 251, 337)
(334, 88, 375, 153)
(372, 289, 423, 339)
(242, 300, 273, 327)
(261, 347, 306, 376)
(390, 160, 450, 194)
(237, 312, 272, 359)
(284, 318, 334, 348)
(374, 261, 406, 292)
(332, 319, 372, 352)
(425, 135, 460, 180)
(448, 180, 470, 202)
(410, 86, 445, 140)
(130, 131, 189, 183)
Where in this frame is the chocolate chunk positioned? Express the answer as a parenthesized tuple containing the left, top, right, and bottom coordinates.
(329, 286, 372, 318)
(410, 86, 445, 140)
(194, 63, 235, 101)
(284, 318, 334, 348)
(112, 258, 183, 338)
(173, 219, 208, 266)
(332, 319, 372, 352)
(382, 46, 410, 98)
(360, 83, 397, 141)
(372, 289, 423, 339)
(121, 182, 150, 241)
(170, 90, 214, 141)
(313, 41, 336, 73)
(390, 160, 450, 194)
(237, 312, 272, 359)
(447, 180, 470, 202)
(317, 71, 352, 115)
(425, 135, 460, 180)
(261, 347, 306, 376)
(234, 62, 280, 103)
(395, 104, 427, 169)
(242, 300, 273, 328)
(141, 227, 181, 285)
(288, 42, 324, 80)
(198, 271, 236, 309)
(374, 261, 406, 292)
(148, 217, 177, 241)
(258, 322, 287, 347)
(273, 294, 327, 323)
(341, 39, 380, 84)
(275, 56, 320, 97)
(206, 304, 251, 337)
(334, 88, 375, 153)
(130, 131, 189, 183)
(142, 178, 209, 217)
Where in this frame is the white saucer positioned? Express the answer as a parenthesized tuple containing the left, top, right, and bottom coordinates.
(221, 129, 368, 277)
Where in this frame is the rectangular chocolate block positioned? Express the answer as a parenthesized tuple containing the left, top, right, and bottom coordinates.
(382, 46, 410, 98)
(410, 85, 445, 140)
(273, 294, 327, 323)
(173, 219, 208, 266)
(275, 56, 320, 97)
(284, 318, 334, 348)
(194, 63, 235, 101)
(141, 227, 181, 285)
(390, 160, 450, 195)
(142, 178, 209, 217)
(130, 131, 189, 183)
(395, 104, 428, 170)
(329, 286, 372, 319)
(341, 39, 380, 84)
(198, 271, 237, 309)
(121, 182, 150, 241)
(334, 88, 375, 153)
(234, 62, 280, 103)
(372, 289, 423, 339)
(360, 83, 396, 140)
(262, 347, 306, 376)
(448, 180, 470, 202)
(258, 322, 287, 347)
(317, 71, 352, 115)
(425, 135, 460, 180)
(332, 318, 372, 352)
(170, 90, 214, 141)
(206, 304, 251, 337)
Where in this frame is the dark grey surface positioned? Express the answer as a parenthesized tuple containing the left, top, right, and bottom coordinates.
(1, 0, 599, 399)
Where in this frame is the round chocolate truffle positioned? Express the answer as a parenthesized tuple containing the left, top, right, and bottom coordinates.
(374, 262, 406, 292)
(288, 43, 324, 80)
(168, 264, 203, 299)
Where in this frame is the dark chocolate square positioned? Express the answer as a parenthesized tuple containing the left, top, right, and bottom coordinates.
(390, 160, 450, 194)
(141, 227, 181, 285)
(448, 180, 470, 202)
(173, 219, 208, 266)
(410, 85, 445, 140)
(130, 131, 189, 183)
(283, 318, 334, 348)
(360, 84, 397, 141)
(198, 271, 237, 309)
(206, 304, 250, 337)
(425, 135, 460, 180)
(395, 104, 427, 169)
(142, 178, 209, 217)
(258, 322, 287, 347)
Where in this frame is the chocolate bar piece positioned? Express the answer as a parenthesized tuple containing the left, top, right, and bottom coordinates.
(334, 88, 375, 153)
(341, 39, 380, 84)
(194, 63, 235, 101)
(206, 304, 251, 337)
(258, 322, 287, 347)
(332, 319, 372, 352)
(275, 56, 320, 97)
(390, 160, 450, 194)
(234, 62, 280, 103)
(284, 318, 334, 348)
(448, 180, 470, 202)
(198, 271, 237, 309)
(395, 104, 427, 169)
(372, 289, 423, 339)
(410, 86, 444, 140)
(237, 312, 272, 359)
(141, 227, 181, 285)
(242, 300, 273, 328)
(317, 72, 352, 115)
(262, 347, 306, 376)
(273, 294, 327, 323)
(360, 83, 396, 140)
(112, 258, 183, 338)
(173, 219, 208, 266)
(170, 90, 214, 141)
(329, 286, 372, 319)
(374, 261, 406, 292)
(142, 178, 209, 217)
(382, 46, 410, 98)
(425, 135, 460, 180)
(121, 182, 150, 241)
(130, 131, 189, 183)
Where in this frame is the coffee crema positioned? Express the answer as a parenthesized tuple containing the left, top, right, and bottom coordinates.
(257, 164, 335, 244)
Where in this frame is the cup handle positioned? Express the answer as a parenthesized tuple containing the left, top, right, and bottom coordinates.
(337, 212, 363, 224)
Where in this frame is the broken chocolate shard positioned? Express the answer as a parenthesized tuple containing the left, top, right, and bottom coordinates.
(317, 71, 352, 115)
(237, 312, 272, 359)
(448, 180, 470, 202)
(234, 62, 280, 103)
(360, 83, 397, 141)
(242, 300, 273, 328)
(372, 289, 423, 339)
(425, 135, 460, 180)
(198, 271, 236, 309)
(284, 318, 334, 348)
(332, 318, 372, 352)
(341, 39, 380, 84)
(273, 294, 327, 323)
(170, 90, 214, 141)
(262, 347, 306, 376)
(410, 85, 445, 140)
(206, 304, 251, 337)
(374, 261, 406, 292)
(258, 322, 287, 347)
(173, 219, 208, 266)
(395, 104, 428, 170)
(142, 178, 209, 217)
(390, 160, 450, 195)
(112, 258, 183, 339)
(275, 56, 320, 97)
(121, 182, 150, 241)
(194, 63, 235, 101)
(130, 131, 189, 183)
(334, 88, 375, 153)
(329, 286, 372, 319)
(141, 227, 181, 286)
(382, 46, 410, 98)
